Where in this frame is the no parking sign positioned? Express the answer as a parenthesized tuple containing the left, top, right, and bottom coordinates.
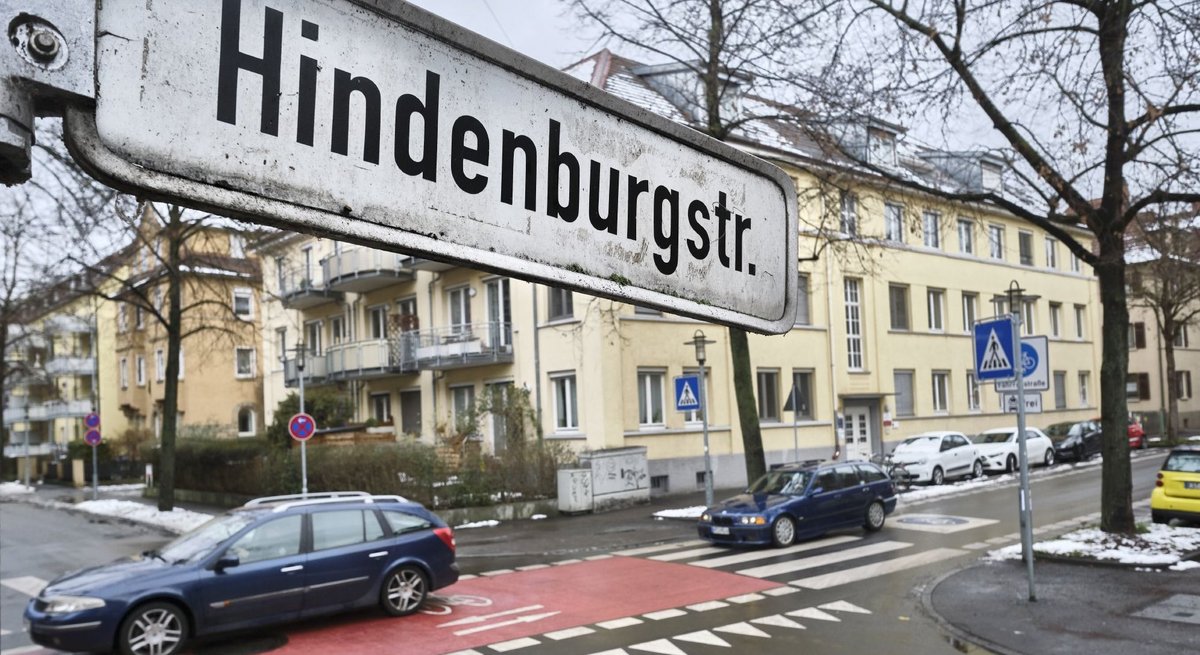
(288, 413, 316, 441)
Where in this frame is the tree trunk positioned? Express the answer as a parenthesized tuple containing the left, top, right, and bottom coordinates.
(157, 218, 184, 512)
(1163, 325, 1180, 446)
(728, 326, 765, 484)
(1095, 243, 1135, 534)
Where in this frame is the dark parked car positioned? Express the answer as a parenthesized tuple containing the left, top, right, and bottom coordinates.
(1047, 420, 1101, 462)
(697, 460, 897, 548)
(25, 492, 458, 655)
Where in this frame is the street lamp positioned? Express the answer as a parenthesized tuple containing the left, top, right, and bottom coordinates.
(686, 329, 716, 507)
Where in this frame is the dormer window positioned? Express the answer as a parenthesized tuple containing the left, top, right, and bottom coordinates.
(868, 127, 897, 167)
(981, 161, 1003, 191)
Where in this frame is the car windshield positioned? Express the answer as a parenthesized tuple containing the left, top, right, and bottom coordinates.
(895, 436, 941, 452)
(156, 512, 258, 564)
(747, 470, 813, 495)
(1163, 451, 1200, 473)
(972, 432, 1012, 444)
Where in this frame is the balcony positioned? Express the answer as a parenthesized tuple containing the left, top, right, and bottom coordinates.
(323, 249, 414, 293)
(44, 315, 92, 333)
(279, 268, 342, 310)
(2, 399, 93, 425)
(44, 356, 96, 376)
(406, 257, 456, 272)
(403, 322, 514, 371)
(282, 354, 330, 387)
(3, 442, 56, 458)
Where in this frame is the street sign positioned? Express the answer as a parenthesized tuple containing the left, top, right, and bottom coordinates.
(674, 375, 701, 412)
(288, 413, 317, 441)
(995, 337, 1049, 392)
(1001, 393, 1043, 414)
(67, 0, 798, 334)
(84, 412, 100, 429)
(84, 429, 102, 446)
(973, 317, 1016, 381)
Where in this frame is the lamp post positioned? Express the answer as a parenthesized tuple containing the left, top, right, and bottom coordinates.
(686, 330, 716, 507)
(283, 341, 309, 498)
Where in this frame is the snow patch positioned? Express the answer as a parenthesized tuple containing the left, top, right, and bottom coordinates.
(653, 506, 706, 520)
(456, 519, 500, 529)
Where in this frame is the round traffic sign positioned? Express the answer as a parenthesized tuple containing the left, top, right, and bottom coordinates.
(85, 429, 102, 446)
(84, 412, 100, 429)
(288, 413, 317, 441)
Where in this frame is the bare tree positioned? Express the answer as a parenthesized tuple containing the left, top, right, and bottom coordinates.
(1127, 208, 1200, 445)
(783, 0, 1200, 533)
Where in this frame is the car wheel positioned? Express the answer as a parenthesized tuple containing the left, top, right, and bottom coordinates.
(1043, 449, 1055, 467)
(1005, 455, 1017, 473)
(971, 460, 984, 479)
(771, 515, 797, 548)
(381, 566, 428, 616)
(117, 601, 188, 655)
(1151, 511, 1167, 525)
(864, 501, 886, 532)
(930, 466, 945, 486)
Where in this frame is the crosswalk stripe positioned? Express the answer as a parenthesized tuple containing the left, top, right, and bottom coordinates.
(819, 600, 871, 614)
(489, 637, 540, 652)
(791, 547, 966, 590)
(725, 593, 764, 604)
(714, 622, 770, 638)
(686, 600, 729, 612)
(614, 540, 707, 556)
(629, 639, 688, 655)
(650, 546, 727, 562)
(643, 609, 688, 621)
(544, 626, 595, 640)
(674, 630, 731, 647)
(750, 614, 806, 630)
(761, 586, 800, 597)
(1, 576, 46, 597)
(786, 607, 840, 622)
(688, 535, 860, 569)
(737, 541, 912, 578)
(597, 617, 643, 630)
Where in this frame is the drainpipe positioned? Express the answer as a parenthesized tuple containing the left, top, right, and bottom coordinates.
(824, 254, 841, 458)
(531, 282, 543, 437)
(428, 273, 441, 425)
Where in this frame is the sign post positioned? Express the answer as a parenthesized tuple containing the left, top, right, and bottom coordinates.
(84, 412, 101, 501)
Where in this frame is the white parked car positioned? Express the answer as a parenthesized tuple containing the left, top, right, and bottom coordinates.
(971, 427, 1056, 473)
(890, 431, 983, 485)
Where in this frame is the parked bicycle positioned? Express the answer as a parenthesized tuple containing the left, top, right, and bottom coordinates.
(870, 452, 912, 492)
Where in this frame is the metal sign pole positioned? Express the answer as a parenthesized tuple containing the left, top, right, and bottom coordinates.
(91, 445, 98, 501)
(700, 361, 713, 508)
(299, 352, 308, 499)
(1010, 286, 1037, 602)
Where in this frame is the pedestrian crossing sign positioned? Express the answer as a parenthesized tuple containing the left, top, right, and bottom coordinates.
(675, 375, 702, 411)
(973, 317, 1016, 381)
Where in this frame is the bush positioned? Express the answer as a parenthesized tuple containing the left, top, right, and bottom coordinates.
(265, 389, 354, 447)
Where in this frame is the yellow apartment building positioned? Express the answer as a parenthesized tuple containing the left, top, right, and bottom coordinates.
(254, 51, 1104, 494)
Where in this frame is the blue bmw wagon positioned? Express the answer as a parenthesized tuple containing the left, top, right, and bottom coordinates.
(697, 460, 898, 547)
(24, 492, 458, 655)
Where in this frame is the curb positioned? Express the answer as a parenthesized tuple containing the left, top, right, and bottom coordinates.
(918, 564, 1010, 655)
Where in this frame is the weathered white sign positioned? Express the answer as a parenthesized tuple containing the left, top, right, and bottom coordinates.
(994, 336, 1049, 392)
(70, 0, 798, 333)
(1001, 392, 1043, 414)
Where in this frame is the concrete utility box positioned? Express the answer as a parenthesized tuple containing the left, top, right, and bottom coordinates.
(557, 469, 593, 514)
(580, 446, 650, 511)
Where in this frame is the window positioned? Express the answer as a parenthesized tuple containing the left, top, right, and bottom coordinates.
(931, 372, 949, 413)
(155, 349, 165, 382)
(966, 371, 981, 411)
(548, 287, 573, 321)
(1177, 371, 1193, 400)
(305, 320, 322, 355)
(1078, 371, 1090, 406)
(757, 369, 780, 422)
(795, 274, 811, 325)
(789, 371, 814, 420)
(275, 256, 287, 291)
(884, 203, 904, 242)
(448, 286, 472, 333)
(894, 370, 915, 417)
(369, 305, 389, 340)
(957, 218, 974, 254)
(235, 347, 256, 378)
(1070, 253, 1081, 273)
(228, 515, 301, 565)
(1074, 305, 1086, 339)
(275, 328, 287, 368)
(844, 278, 864, 370)
(1044, 238, 1058, 269)
(395, 297, 417, 331)
(177, 348, 185, 380)
(135, 306, 145, 330)
(1021, 300, 1036, 336)
(962, 292, 978, 332)
(118, 304, 128, 332)
(637, 370, 665, 426)
(888, 285, 910, 331)
(311, 510, 381, 551)
(451, 385, 475, 434)
(927, 289, 945, 332)
(988, 225, 1005, 259)
(233, 288, 253, 319)
(1128, 322, 1146, 350)
(840, 192, 858, 235)
(381, 510, 431, 536)
(1018, 231, 1034, 266)
(1126, 373, 1151, 401)
(370, 393, 391, 422)
(486, 277, 512, 348)
(1173, 324, 1190, 348)
(1054, 371, 1067, 409)
(330, 316, 346, 345)
(136, 355, 146, 386)
(552, 373, 578, 431)
(120, 357, 129, 389)
(237, 407, 256, 437)
(154, 287, 164, 314)
(1049, 303, 1062, 337)
(229, 232, 246, 258)
(922, 211, 940, 248)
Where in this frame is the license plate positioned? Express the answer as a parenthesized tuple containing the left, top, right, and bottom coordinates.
(1185, 481, 1200, 490)
(712, 526, 730, 535)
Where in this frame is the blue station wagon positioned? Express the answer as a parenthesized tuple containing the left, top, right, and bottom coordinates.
(24, 492, 458, 655)
(697, 460, 898, 547)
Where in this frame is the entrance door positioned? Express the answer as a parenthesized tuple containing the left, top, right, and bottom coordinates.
(843, 404, 875, 461)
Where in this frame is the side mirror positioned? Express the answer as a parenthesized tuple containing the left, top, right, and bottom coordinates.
(214, 553, 240, 572)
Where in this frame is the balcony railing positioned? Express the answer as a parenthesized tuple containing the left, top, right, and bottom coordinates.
(282, 354, 330, 386)
(3, 442, 56, 458)
(2, 399, 93, 425)
(44, 356, 96, 376)
(323, 249, 414, 293)
(278, 267, 342, 310)
(44, 315, 92, 333)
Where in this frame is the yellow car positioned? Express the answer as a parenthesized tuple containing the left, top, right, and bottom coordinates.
(1151, 445, 1200, 525)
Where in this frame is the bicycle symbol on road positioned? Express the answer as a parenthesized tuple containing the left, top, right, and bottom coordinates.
(419, 593, 494, 616)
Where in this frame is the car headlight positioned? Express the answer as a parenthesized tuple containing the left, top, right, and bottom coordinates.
(738, 516, 767, 526)
(700, 512, 711, 522)
(913, 458, 928, 466)
(43, 595, 106, 614)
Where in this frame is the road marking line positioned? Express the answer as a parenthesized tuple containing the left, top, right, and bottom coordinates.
(714, 621, 770, 638)
(479, 569, 515, 577)
(787, 607, 840, 622)
(689, 535, 860, 569)
(962, 542, 990, 550)
(686, 600, 729, 612)
(737, 541, 913, 578)
(751, 614, 806, 629)
(439, 605, 544, 628)
(629, 639, 688, 655)
(443, 650, 485, 655)
(0, 647, 46, 655)
(614, 540, 707, 556)
(762, 586, 801, 596)
(986, 537, 1011, 545)
(726, 593, 764, 603)
(516, 564, 550, 571)
(544, 626, 595, 640)
(650, 546, 727, 562)
(597, 617, 643, 630)
(1, 576, 47, 597)
(819, 600, 871, 614)
(674, 630, 731, 647)
(583, 650, 630, 655)
(489, 637, 540, 652)
(791, 548, 967, 590)
(454, 611, 561, 636)
(643, 609, 688, 620)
